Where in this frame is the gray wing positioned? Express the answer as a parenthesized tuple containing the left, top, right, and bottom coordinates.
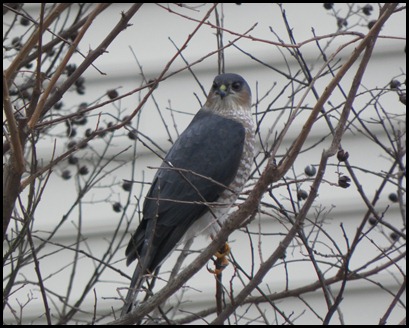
(125, 109, 245, 271)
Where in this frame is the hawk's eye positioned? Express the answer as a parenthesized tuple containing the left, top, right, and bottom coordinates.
(231, 82, 242, 91)
(212, 83, 218, 90)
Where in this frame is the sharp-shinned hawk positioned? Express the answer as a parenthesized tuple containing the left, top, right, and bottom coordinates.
(121, 73, 255, 316)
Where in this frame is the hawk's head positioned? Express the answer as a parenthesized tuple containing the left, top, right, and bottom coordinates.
(204, 73, 251, 113)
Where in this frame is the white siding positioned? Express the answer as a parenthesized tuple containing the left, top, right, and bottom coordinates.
(4, 3, 405, 324)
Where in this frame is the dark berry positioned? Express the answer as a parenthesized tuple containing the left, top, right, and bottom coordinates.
(368, 20, 376, 29)
(20, 16, 30, 26)
(67, 141, 77, 149)
(68, 155, 79, 165)
(337, 149, 349, 162)
(107, 89, 119, 99)
(65, 64, 76, 76)
(362, 4, 373, 16)
(399, 93, 406, 105)
(388, 193, 398, 203)
(62, 170, 72, 180)
(337, 18, 347, 29)
(122, 181, 133, 192)
(368, 217, 377, 226)
(390, 232, 399, 241)
(54, 101, 63, 110)
(85, 128, 93, 138)
(78, 166, 89, 175)
(128, 130, 138, 140)
(304, 165, 317, 177)
(338, 175, 351, 188)
(75, 76, 85, 88)
(390, 79, 401, 89)
(297, 189, 308, 201)
(113, 202, 122, 213)
(323, 3, 334, 10)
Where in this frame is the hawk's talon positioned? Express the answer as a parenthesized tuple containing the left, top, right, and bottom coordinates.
(208, 242, 230, 275)
(215, 242, 230, 259)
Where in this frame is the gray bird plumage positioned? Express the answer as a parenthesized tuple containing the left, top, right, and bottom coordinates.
(121, 73, 255, 316)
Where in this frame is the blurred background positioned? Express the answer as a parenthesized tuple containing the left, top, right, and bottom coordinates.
(3, 3, 406, 325)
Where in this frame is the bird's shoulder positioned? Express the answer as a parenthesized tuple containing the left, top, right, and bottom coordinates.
(164, 109, 245, 168)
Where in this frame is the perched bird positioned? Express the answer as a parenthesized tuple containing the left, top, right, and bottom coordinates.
(121, 73, 255, 316)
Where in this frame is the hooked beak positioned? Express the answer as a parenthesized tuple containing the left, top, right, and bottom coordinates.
(215, 84, 229, 99)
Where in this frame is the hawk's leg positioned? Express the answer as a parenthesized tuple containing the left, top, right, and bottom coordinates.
(207, 242, 230, 275)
